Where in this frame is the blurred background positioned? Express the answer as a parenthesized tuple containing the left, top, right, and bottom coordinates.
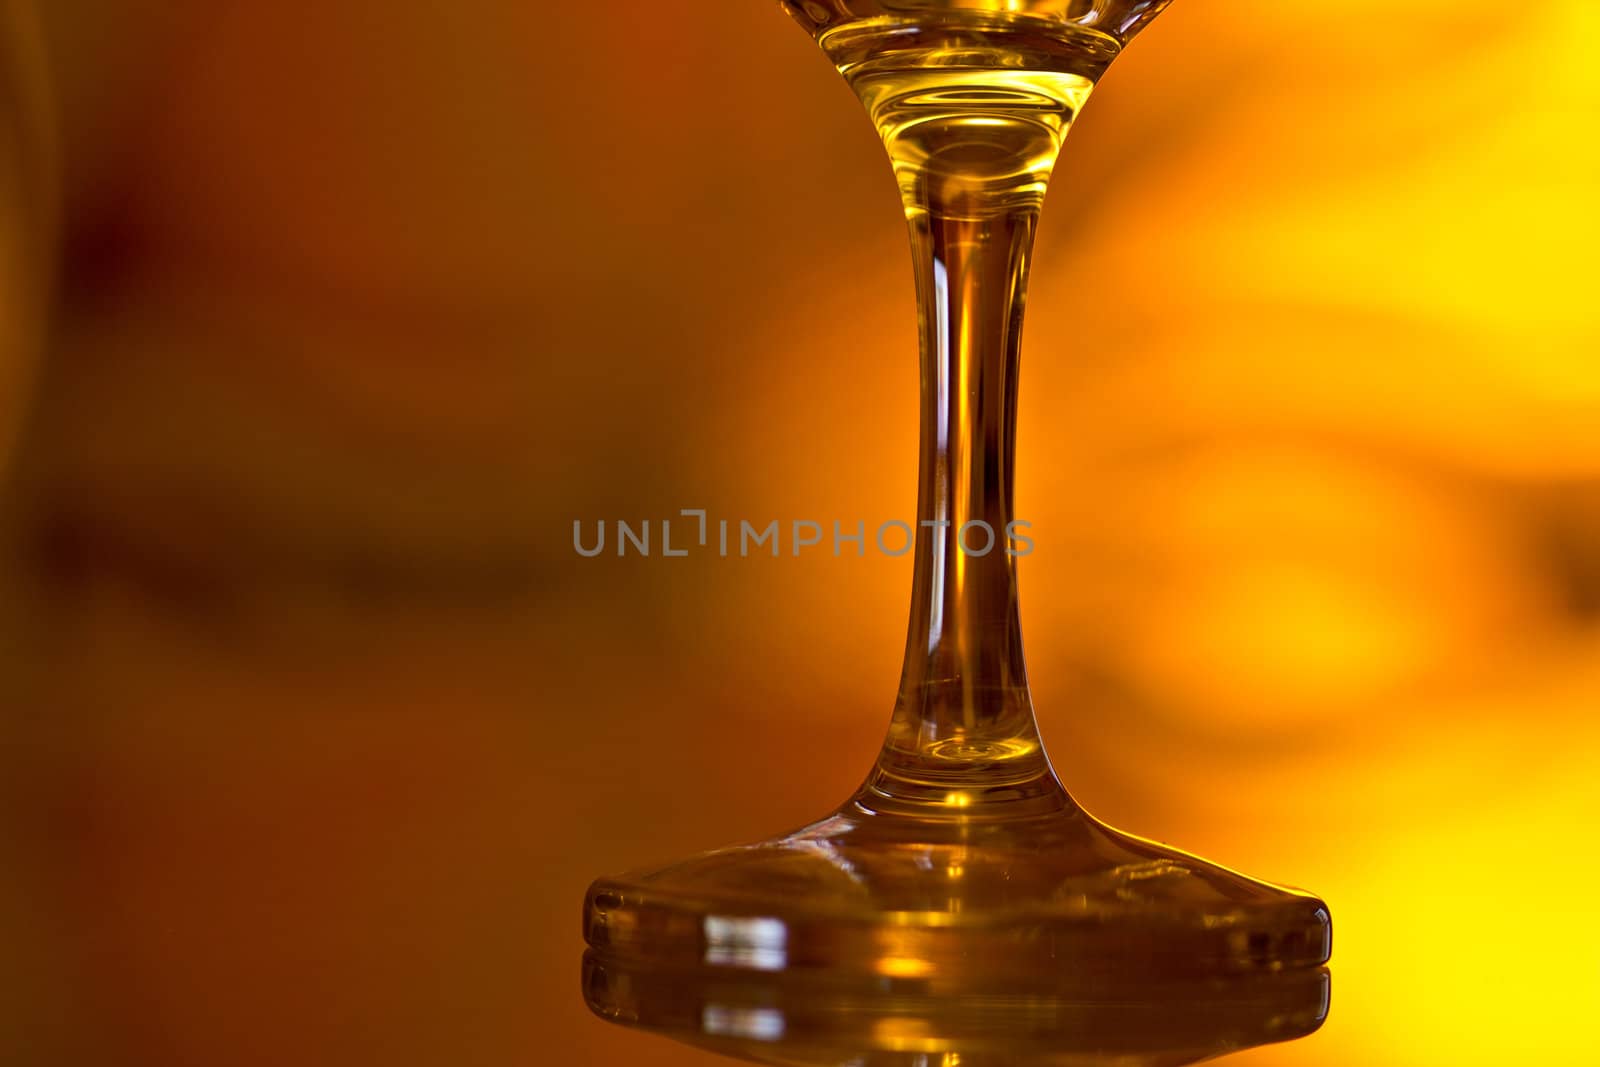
(2, 0, 1598, 1064)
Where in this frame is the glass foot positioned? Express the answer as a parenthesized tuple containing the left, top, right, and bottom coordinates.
(585, 782, 1330, 984)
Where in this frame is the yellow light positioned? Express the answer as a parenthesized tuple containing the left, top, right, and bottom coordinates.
(877, 955, 935, 979)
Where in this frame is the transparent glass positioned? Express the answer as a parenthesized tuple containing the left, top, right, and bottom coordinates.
(584, 3, 1331, 1057)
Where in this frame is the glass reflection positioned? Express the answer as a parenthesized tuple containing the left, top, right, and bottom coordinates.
(584, 949, 1329, 1066)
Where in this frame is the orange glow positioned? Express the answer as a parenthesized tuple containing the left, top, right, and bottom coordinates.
(2, 2, 1597, 1065)
(876, 956, 937, 980)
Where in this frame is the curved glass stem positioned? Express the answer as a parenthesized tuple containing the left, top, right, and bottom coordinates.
(884, 187, 1045, 778)
(845, 49, 1097, 809)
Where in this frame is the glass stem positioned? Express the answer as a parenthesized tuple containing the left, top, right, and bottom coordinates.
(862, 140, 1071, 811)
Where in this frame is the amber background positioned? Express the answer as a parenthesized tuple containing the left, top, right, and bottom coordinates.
(1, 1, 1597, 1065)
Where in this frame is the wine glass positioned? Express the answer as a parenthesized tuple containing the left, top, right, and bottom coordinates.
(585, 0, 1330, 1020)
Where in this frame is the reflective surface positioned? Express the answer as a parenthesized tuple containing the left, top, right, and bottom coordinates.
(585, 952, 1329, 1066)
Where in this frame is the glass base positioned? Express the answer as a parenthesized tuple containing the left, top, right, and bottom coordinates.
(584, 784, 1331, 985)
